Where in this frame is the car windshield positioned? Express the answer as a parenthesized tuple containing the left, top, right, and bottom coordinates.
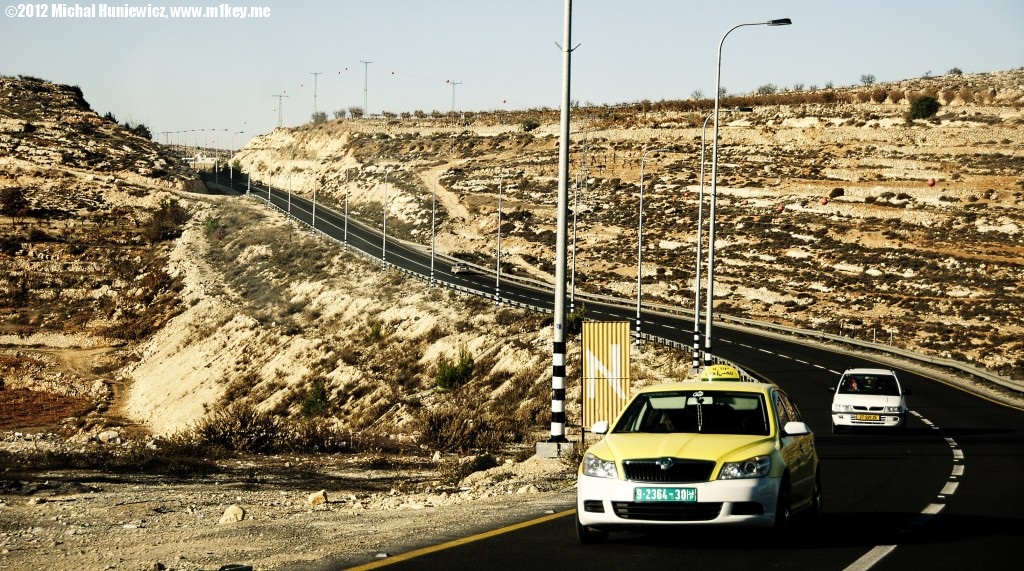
(613, 390, 769, 436)
(838, 373, 900, 395)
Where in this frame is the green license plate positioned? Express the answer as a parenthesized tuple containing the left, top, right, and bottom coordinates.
(634, 487, 697, 502)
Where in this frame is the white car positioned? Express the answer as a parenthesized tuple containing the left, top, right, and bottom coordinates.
(830, 368, 909, 433)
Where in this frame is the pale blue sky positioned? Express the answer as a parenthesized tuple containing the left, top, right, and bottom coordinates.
(2, 0, 1022, 146)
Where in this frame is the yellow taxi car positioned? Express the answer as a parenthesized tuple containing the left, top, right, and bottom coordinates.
(576, 380, 821, 543)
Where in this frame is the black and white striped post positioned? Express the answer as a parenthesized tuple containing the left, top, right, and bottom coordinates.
(538, 0, 573, 456)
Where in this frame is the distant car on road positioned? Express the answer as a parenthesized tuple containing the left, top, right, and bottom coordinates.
(575, 380, 821, 543)
(450, 263, 478, 275)
(830, 367, 909, 433)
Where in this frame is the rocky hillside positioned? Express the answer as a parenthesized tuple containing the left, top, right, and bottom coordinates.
(0, 75, 201, 425)
(234, 68, 1024, 381)
(2, 70, 1022, 445)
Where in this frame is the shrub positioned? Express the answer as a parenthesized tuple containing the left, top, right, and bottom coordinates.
(565, 302, 586, 336)
(520, 118, 540, 132)
(435, 344, 474, 390)
(141, 198, 190, 243)
(300, 377, 330, 418)
(907, 96, 940, 120)
(203, 215, 220, 236)
(0, 187, 28, 216)
(191, 401, 280, 453)
(437, 453, 499, 484)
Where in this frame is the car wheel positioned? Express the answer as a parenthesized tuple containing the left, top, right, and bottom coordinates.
(831, 422, 842, 435)
(807, 471, 823, 520)
(773, 479, 791, 534)
(576, 513, 608, 544)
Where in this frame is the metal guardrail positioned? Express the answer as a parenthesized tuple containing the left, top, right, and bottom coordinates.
(239, 184, 1022, 395)
(716, 314, 1024, 393)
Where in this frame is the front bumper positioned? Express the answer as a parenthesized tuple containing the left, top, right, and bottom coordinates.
(576, 474, 780, 530)
(832, 411, 904, 428)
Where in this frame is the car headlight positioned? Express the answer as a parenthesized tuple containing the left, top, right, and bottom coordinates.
(718, 455, 771, 480)
(832, 404, 853, 412)
(581, 453, 618, 479)
(883, 406, 903, 413)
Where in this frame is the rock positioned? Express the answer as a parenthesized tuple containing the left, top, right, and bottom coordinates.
(96, 430, 121, 444)
(516, 484, 539, 494)
(307, 490, 328, 507)
(218, 504, 245, 524)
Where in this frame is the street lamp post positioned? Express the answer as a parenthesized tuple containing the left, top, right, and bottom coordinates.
(430, 180, 437, 286)
(312, 172, 317, 233)
(693, 107, 752, 370)
(635, 148, 670, 347)
(381, 168, 391, 269)
(570, 167, 582, 312)
(704, 17, 791, 367)
(344, 169, 350, 249)
(231, 131, 244, 192)
(495, 172, 504, 305)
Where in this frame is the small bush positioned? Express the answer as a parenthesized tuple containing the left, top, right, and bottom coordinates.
(907, 96, 940, 120)
(190, 401, 280, 453)
(141, 198, 190, 243)
(565, 302, 586, 337)
(435, 345, 474, 390)
(300, 377, 330, 418)
(437, 453, 499, 484)
(203, 215, 220, 237)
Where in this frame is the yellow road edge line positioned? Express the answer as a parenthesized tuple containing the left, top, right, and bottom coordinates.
(347, 508, 576, 570)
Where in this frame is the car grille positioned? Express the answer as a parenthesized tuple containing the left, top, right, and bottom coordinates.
(612, 501, 723, 521)
(622, 458, 716, 483)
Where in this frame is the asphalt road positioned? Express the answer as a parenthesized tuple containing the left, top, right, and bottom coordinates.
(202, 173, 1024, 571)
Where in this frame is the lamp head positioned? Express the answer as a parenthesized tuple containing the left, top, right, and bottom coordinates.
(767, 18, 792, 26)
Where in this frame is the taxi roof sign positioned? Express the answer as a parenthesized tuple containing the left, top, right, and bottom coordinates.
(700, 364, 741, 382)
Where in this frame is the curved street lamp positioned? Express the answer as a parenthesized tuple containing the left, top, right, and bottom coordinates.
(636, 148, 671, 347)
(705, 17, 791, 366)
(693, 106, 751, 370)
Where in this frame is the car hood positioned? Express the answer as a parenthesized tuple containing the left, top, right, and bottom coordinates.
(592, 432, 776, 464)
(833, 393, 904, 407)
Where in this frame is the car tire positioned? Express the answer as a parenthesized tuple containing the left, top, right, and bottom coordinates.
(807, 471, 823, 520)
(831, 422, 842, 434)
(576, 514, 608, 544)
(773, 479, 791, 534)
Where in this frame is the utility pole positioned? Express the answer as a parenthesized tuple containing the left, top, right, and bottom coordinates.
(542, 0, 573, 452)
(360, 60, 372, 117)
(272, 93, 289, 128)
(448, 80, 462, 116)
(310, 72, 322, 118)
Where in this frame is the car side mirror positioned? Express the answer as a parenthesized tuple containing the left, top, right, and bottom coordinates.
(782, 421, 811, 436)
(902, 387, 911, 396)
(591, 421, 609, 435)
